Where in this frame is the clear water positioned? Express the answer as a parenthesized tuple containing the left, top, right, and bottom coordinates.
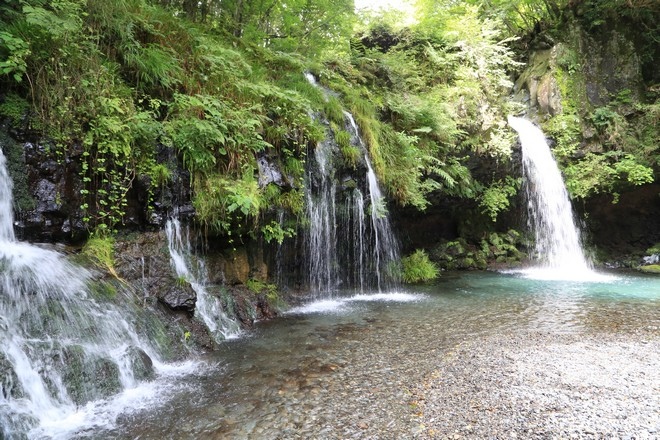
(508, 116, 601, 281)
(88, 271, 659, 439)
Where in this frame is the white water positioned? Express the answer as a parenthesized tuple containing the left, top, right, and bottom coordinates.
(305, 133, 339, 294)
(286, 292, 425, 315)
(165, 218, 241, 340)
(508, 116, 612, 282)
(302, 74, 400, 295)
(0, 148, 186, 438)
(345, 112, 400, 291)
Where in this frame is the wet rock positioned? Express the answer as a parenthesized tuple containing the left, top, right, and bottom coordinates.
(0, 353, 23, 400)
(159, 282, 197, 311)
(61, 345, 122, 406)
(125, 346, 155, 381)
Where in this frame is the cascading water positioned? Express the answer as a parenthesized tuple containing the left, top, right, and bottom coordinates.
(345, 112, 400, 291)
(302, 73, 400, 294)
(305, 133, 339, 294)
(0, 149, 179, 438)
(165, 218, 241, 340)
(508, 116, 609, 281)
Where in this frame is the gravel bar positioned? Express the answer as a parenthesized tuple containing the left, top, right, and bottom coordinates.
(414, 331, 660, 439)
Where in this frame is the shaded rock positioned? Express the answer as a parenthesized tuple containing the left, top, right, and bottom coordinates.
(125, 346, 155, 381)
(159, 282, 196, 311)
(0, 353, 23, 400)
(206, 247, 250, 285)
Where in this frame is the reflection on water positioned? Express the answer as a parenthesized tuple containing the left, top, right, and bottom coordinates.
(83, 271, 659, 439)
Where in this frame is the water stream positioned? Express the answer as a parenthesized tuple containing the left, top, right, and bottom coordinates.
(0, 150, 195, 439)
(165, 218, 241, 341)
(89, 271, 659, 439)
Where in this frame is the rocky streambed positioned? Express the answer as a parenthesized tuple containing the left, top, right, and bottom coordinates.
(82, 271, 658, 440)
(414, 331, 659, 439)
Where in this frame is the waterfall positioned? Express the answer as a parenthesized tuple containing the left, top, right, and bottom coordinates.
(0, 149, 175, 437)
(0, 149, 15, 240)
(344, 112, 400, 291)
(165, 218, 241, 340)
(302, 73, 400, 294)
(508, 116, 608, 281)
(305, 134, 339, 294)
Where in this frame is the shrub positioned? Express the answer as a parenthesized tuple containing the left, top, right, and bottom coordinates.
(400, 249, 439, 283)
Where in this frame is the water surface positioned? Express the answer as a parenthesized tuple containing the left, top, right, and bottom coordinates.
(80, 271, 659, 439)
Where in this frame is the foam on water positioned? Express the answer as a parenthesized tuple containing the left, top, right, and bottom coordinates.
(506, 267, 619, 283)
(287, 292, 425, 315)
(31, 360, 202, 440)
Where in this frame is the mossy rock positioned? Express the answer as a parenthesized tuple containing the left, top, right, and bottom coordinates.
(125, 346, 155, 381)
(645, 244, 660, 255)
(639, 265, 660, 274)
(61, 345, 122, 405)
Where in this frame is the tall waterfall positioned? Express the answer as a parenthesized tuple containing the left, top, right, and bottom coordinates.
(0, 149, 178, 437)
(508, 116, 606, 281)
(165, 218, 241, 340)
(303, 74, 400, 294)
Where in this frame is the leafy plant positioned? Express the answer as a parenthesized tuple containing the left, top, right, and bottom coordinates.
(400, 249, 439, 283)
(480, 177, 521, 222)
(261, 221, 295, 245)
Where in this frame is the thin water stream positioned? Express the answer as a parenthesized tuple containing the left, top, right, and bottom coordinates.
(88, 271, 659, 439)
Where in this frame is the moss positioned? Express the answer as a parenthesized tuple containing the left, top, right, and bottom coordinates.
(87, 280, 118, 299)
(0, 131, 35, 212)
(82, 234, 119, 279)
(639, 265, 660, 274)
(645, 244, 660, 255)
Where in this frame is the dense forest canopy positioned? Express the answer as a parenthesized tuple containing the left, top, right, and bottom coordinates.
(0, 0, 657, 241)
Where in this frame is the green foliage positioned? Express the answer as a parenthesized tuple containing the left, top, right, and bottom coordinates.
(0, 31, 30, 82)
(246, 278, 280, 303)
(563, 153, 652, 200)
(0, 93, 28, 126)
(0, 0, 652, 247)
(400, 249, 439, 283)
(340, 145, 361, 169)
(261, 221, 295, 245)
(82, 233, 119, 278)
(150, 163, 172, 187)
(480, 177, 521, 222)
(323, 96, 346, 125)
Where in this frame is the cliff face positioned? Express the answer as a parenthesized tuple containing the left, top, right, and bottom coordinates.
(503, 16, 658, 261)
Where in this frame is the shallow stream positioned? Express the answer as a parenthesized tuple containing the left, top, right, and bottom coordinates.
(65, 270, 659, 439)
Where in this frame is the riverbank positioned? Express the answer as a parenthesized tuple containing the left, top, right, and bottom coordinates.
(415, 331, 659, 439)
